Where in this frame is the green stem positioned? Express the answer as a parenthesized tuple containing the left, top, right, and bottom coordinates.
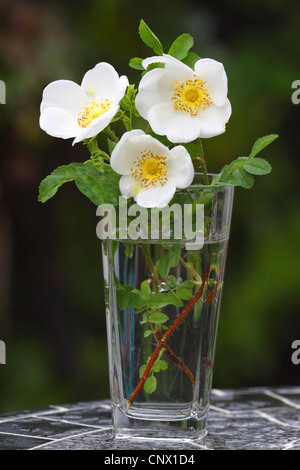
(105, 126, 119, 143)
(198, 138, 209, 185)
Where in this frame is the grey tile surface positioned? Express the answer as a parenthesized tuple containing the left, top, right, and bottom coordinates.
(0, 387, 300, 450)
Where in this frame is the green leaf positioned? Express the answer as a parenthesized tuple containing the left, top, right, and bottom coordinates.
(148, 295, 170, 310)
(181, 52, 201, 69)
(177, 286, 193, 300)
(158, 252, 170, 279)
(107, 138, 117, 154)
(148, 311, 169, 324)
(144, 375, 157, 394)
(125, 243, 134, 259)
(166, 291, 183, 307)
(129, 57, 145, 70)
(152, 359, 168, 373)
(116, 287, 130, 310)
(139, 364, 147, 378)
(168, 34, 194, 60)
(139, 19, 163, 55)
(38, 162, 120, 206)
(165, 275, 178, 289)
(169, 245, 181, 268)
(144, 330, 153, 338)
(142, 62, 165, 77)
(233, 167, 254, 189)
(181, 280, 194, 288)
(140, 279, 151, 298)
(128, 291, 145, 309)
(243, 157, 272, 175)
(249, 134, 278, 159)
(184, 143, 201, 159)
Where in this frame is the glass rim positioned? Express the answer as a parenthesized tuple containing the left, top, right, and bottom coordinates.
(183, 173, 234, 190)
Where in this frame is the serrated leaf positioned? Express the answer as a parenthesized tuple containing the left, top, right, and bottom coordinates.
(38, 163, 120, 206)
(243, 158, 272, 175)
(144, 375, 157, 394)
(129, 57, 145, 70)
(139, 19, 163, 55)
(249, 134, 279, 159)
(148, 311, 169, 324)
(168, 33, 194, 60)
(142, 62, 165, 77)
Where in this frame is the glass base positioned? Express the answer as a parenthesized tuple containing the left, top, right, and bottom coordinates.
(112, 403, 208, 442)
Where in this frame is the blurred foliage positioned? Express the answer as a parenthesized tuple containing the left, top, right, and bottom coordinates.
(0, 0, 299, 412)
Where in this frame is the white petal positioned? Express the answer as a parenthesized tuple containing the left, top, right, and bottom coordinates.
(168, 146, 195, 188)
(110, 130, 172, 175)
(39, 107, 81, 138)
(40, 80, 88, 116)
(194, 58, 228, 107)
(135, 180, 176, 208)
(197, 99, 232, 138)
(81, 62, 125, 102)
(110, 130, 145, 175)
(135, 67, 173, 120)
(162, 54, 194, 82)
(119, 175, 137, 198)
(114, 75, 129, 102)
(72, 105, 119, 145)
(148, 103, 202, 143)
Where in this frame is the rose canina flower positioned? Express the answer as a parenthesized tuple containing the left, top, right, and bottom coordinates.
(39, 63, 128, 145)
(135, 54, 231, 143)
(110, 130, 194, 208)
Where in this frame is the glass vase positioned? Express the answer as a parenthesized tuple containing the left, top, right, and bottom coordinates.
(101, 174, 234, 442)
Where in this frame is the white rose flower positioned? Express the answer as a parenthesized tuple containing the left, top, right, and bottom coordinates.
(39, 63, 129, 145)
(135, 54, 231, 143)
(110, 130, 194, 208)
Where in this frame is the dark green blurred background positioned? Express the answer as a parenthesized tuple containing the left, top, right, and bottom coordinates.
(0, 0, 299, 413)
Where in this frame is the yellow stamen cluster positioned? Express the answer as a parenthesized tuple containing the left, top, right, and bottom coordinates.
(78, 100, 112, 128)
(131, 150, 168, 188)
(171, 78, 212, 116)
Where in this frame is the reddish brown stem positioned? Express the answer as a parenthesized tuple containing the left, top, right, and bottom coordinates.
(155, 331, 195, 393)
(127, 267, 209, 407)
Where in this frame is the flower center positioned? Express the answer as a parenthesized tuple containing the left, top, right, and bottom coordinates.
(131, 150, 168, 188)
(171, 78, 212, 116)
(78, 100, 112, 128)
